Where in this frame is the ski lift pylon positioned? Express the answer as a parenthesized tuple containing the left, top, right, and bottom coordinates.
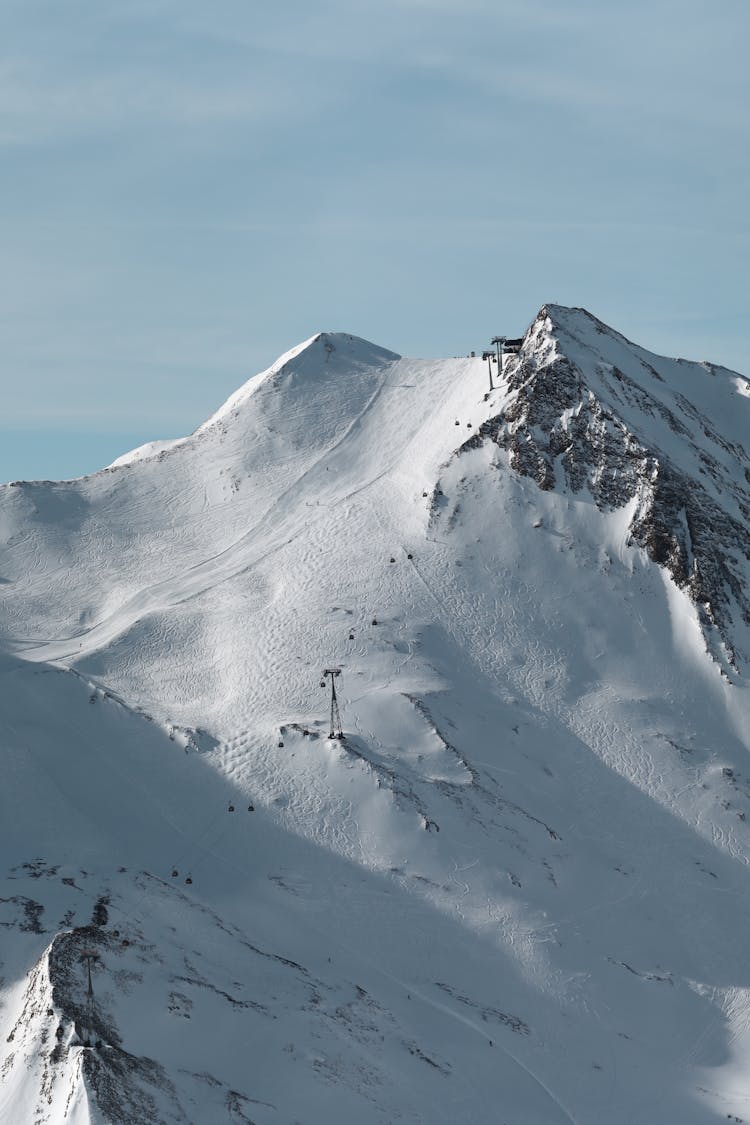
(322, 667, 344, 739)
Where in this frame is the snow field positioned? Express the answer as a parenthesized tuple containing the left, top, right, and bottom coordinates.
(1, 312, 750, 1121)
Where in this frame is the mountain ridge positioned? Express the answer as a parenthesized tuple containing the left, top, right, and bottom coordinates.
(459, 304, 750, 673)
(2, 305, 750, 1123)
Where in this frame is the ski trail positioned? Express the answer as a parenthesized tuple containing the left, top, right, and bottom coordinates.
(14, 364, 401, 665)
(403, 985, 582, 1125)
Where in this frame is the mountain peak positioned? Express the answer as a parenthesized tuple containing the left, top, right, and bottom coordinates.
(467, 304, 750, 672)
(531, 303, 638, 352)
(195, 331, 400, 435)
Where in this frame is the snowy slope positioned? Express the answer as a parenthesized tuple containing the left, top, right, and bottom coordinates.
(1, 311, 750, 1123)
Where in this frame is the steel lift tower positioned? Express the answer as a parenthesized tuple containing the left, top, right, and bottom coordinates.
(491, 335, 507, 384)
(80, 949, 99, 1046)
(322, 668, 343, 739)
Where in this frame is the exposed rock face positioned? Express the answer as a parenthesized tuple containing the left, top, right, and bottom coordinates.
(3, 926, 186, 1125)
(48, 928, 186, 1125)
(468, 306, 750, 671)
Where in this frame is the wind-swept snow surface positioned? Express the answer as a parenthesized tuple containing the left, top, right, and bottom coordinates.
(1, 314, 750, 1123)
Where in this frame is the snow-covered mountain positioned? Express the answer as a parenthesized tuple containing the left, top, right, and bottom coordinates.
(1, 305, 749, 1124)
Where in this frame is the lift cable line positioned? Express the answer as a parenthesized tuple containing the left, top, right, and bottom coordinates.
(322, 668, 344, 739)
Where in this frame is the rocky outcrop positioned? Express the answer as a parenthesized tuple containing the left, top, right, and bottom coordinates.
(2, 926, 186, 1125)
(467, 306, 750, 671)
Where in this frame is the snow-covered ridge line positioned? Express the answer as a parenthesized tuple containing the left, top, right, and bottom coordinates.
(194, 330, 401, 436)
(194, 330, 325, 435)
(106, 438, 187, 470)
(102, 332, 329, 472)
(101, 331, 402, 473)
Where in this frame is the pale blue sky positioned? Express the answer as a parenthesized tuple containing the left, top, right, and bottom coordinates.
(2, 0, 748, 481)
